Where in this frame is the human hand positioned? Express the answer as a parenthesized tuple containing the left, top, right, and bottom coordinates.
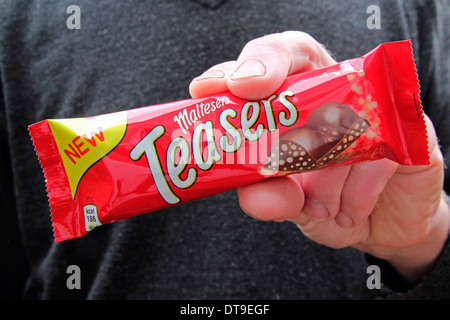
(189, 31, 450, 282)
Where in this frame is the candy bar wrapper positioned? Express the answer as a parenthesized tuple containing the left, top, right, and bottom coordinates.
(29, 40, 429, 242)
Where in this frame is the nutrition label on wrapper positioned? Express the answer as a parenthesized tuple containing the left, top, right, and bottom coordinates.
(83, 204, 102, 232)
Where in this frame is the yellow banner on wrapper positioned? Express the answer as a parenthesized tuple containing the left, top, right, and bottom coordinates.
(48, 112, 127, 199)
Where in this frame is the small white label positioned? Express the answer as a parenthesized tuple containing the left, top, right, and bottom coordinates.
(83, 204, 102, 232)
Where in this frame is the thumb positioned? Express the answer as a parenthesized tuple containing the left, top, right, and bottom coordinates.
(227, 31, 336, 100)
(190, 31, 336, 100)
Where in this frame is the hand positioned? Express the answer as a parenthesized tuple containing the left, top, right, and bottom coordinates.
(189, 31, 450, 282)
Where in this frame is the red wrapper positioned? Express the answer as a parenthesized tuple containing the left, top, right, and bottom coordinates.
(28, 40, 429, 242)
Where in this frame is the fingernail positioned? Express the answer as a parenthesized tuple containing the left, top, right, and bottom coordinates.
(303, 197, 329, 222)
(193, 69, 225, 81)
(230, 58, 266, 81)
(336, 211, 354, 228)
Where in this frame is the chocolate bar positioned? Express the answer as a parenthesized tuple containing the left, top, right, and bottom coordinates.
(28, 40, 429, 241)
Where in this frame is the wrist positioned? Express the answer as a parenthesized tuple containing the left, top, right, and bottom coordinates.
(387, 192, 450, 282)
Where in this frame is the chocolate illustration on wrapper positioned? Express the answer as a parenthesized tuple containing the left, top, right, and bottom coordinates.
(264, 102, 370, 173)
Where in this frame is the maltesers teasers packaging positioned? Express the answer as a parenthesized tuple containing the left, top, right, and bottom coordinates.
(28, 40, 429, 242)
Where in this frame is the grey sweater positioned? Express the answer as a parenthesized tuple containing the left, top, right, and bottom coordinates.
(1, 0, 449, 300)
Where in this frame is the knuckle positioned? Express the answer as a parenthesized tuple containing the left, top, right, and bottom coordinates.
(243, 33, 291, 57)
